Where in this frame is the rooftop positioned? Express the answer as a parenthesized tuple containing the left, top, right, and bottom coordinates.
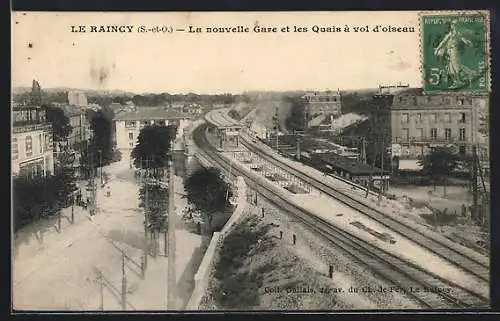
(114, 107, 191, 121)
(61, 105, 86, 116)
(317, 152, 388, 176)
(302, 90, 341, 97)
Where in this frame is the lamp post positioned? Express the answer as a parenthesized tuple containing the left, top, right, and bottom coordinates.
(98, 149, 103, 187)
(167, 142, 177, 310)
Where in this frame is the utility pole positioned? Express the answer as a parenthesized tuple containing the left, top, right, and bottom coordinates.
(167, 159, 176, 310)
(296, 136, 301, 161)
(98, 270, 104, 311)
(378, 135, 385, 203)
(121, 249, 127, 310)
(87, 151, 97, 216)
(360, 137, 367, 164)
(99, 149, 103, 187)
(71, 192, 75, 224)
(142, 157, 150, 271)
(471, 144, 478, 223)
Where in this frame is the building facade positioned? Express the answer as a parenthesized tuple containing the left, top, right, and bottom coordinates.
(391, 89, 489, 169)
(12, 106, 54, 177)
(114, 107, 192, 150)
(302, 90, 342, 124)
(61, 105, 91, 150)
(68, 91, 88, 106)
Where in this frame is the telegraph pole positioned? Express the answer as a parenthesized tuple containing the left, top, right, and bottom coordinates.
(296, 136, 301, 161)
(360, 137, 367, 164)
(378, 135, 385, 203)
(99, 149, 103, 187)
(142, 157, 150, 271)
(471, 144, 479, 223)
(167, 158, 176, 310)
(121, 249, 127, 310)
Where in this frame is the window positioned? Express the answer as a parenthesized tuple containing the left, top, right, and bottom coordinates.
(430, 128, 437, 140)
(415, 113, 422, 123)
(125, 120, 136, 128)
(444, 113, 451, 123)
(430, 113, 437, 123)
(39, 134, 43, 154)
(44, 134, 50, 151)
(12, 137, 18, 160)
(402, 128, 410, 141)
(129, 141, 134, 147)
(459, 113, 466, 123)
(445, 128, 452, 141)
(458, 98, 465, 105)
(401, 113, 409, 124)
(459, 128, 466, 141)
(415, 128, 423, 140)
(25, 136, 33, 157)
(128, 132, 134, 140)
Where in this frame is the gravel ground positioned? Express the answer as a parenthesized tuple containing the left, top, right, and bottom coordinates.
(199, 195, 421, 310)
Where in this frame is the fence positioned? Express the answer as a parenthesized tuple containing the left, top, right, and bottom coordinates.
(185, 176, 248, 309)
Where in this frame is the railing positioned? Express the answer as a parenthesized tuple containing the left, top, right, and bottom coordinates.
(392, 136, 468, 144)
(12, 123, 52, 133)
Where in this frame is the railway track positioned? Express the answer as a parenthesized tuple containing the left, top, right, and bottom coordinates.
(193, 123, 489, 309)
(239, 133, 490, 283)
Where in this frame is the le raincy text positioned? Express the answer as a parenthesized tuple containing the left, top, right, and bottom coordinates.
(71, 25, 134, 33)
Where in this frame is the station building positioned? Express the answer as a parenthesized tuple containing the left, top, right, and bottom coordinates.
(205, 109, 242, 150)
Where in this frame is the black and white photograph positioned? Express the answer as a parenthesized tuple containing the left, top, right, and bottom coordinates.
(11, 11, 491, 311)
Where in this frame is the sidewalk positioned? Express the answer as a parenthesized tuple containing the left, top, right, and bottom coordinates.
(13, 154, 203, 311)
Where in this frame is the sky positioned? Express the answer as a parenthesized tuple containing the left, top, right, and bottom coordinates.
(12, 11, 422, 94)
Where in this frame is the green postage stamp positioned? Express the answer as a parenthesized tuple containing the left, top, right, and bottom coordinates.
(420, 11, 490, 93)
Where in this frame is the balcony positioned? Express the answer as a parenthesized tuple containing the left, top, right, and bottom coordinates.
(12, 123, 52, 134)
(392, 136, 468, 144)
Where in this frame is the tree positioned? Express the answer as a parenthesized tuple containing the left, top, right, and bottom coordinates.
(138, 182, 168, 256)
(184, 167, 233, 233)
(418, 147, 459, 197)
(13, 169, 77, 232)
(285, 96, 306, 132)
(80, 109, 115, 178)
(131, 125, 177, 178)
(41, 105, 72, 143)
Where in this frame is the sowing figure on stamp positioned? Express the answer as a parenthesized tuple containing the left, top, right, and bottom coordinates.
(434, 20, 476, 88)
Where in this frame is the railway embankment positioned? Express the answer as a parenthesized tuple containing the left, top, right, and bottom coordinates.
(198, 199, 421, 310)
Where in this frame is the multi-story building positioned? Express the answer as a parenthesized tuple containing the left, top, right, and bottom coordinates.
(61, 105, 91, 150)
(68, 91, 88, 106)
(302, 90, 342, 125)
(391, 89, 489, 169)
(12, 106, 54, 177)
(114, 107, 192, 150)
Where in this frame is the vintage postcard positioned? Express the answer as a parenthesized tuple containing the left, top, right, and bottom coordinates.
(11, 11, 491, 311)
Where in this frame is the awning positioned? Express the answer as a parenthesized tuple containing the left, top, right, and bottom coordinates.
(398, 159, 422, 171)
